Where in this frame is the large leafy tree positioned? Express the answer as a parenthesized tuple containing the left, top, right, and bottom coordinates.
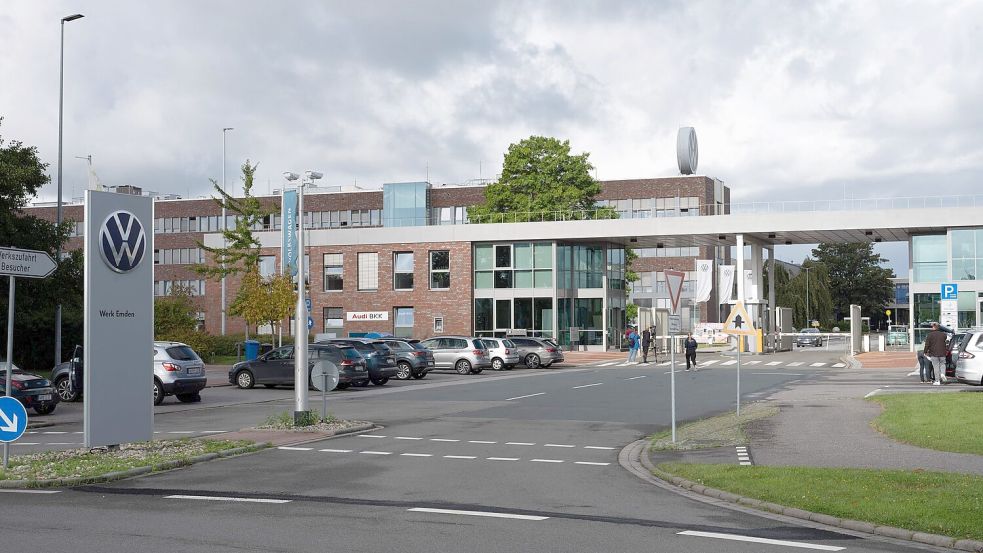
(154, 284, 199, 338)
(766, 260, 834, 328)
(0, 120, 83, 371)
(229, 268, 296, 335)
(811, 243, 894, 324)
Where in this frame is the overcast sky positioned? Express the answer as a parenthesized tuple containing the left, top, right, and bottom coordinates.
(3, 1, 982, 272)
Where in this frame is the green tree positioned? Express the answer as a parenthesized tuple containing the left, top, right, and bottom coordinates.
(154, 285, 198, 338)
(229, 268, 296, 334)
(196, 160, 270, 280)
(811, 243, 894, 325)
(0, 120, 84, 371)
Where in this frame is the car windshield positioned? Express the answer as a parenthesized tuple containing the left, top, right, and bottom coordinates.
(338, 347, 362, 360)
(543, 339, 559, 348)
(800, 329, 818, 334)
(412, 343, 429, 350)
(349, 342, 376, 353)
(481, 340, 498, 348)
(471, 339, 487, 350)
(165, 346, 200, 361)
(503, 340, 516, 348)
(386, 341, 412, 351)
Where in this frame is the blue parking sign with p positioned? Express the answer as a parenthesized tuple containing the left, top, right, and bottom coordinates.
(0, 396, 28, 443)
(941, 283, 958, 300)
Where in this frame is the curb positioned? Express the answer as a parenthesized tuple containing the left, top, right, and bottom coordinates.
(244, 422, 380, 447)
(621, 439, 983, 552)
(26, 421, 56, 430)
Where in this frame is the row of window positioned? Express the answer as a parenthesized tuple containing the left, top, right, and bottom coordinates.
(431, 206, 470, 225)
(634, 246, 700, 258)
(154, 248, 204, 265)
(322, 306, 431, 338)
(153, 209, 385, 235)
(596, 196, 707, 218)
(154, 279, 206, 297)
(322, 251, 451, 292)
(474, 243, 553, 289)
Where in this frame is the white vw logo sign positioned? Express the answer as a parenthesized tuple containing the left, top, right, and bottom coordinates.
(99, 210, 147, 273)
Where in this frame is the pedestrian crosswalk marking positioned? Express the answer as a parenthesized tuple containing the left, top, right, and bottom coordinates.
(597, 361, 618, 367)
(810, 362, 826, 367)
(744, 360, 761, 365)
(832, 363, 846, 367)
(766, 361, 782, 366)
(700, 360, 719, 366)
(720, 360, 737, 366)
(787, 362, 804, 367)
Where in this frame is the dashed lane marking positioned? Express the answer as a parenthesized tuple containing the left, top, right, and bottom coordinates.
(276, 446, 313, 451)
(574, 461, 610, 466)
(468, 440, 496, 444)
(408, 508, 548, 521)
(360, 451, 393, 455)
(358, 435, 387, 439)
(751, 372, 805, 376)
(430, 438, 460, 442)
(487, 457, 520, 461)
(401, 453, 432, 457)
(530, 459, 564, 463)
(165, 494, 291, 504)
(544, 444, 575, 448)
(167, 431, 196, 434)
(319, 449, 353, 453)
(571, 382, 603, 389)
(41, 431, 68, 434)
(444, 455, 476, 460)
(583, 446, 616, 450)
(506, 442, 535, 446)
(0, 489, 62, 494)
(624, 375, 646, 380)
(506, 392, 545, 401)
(395, 436, 422, 440)
(677, 530, 844, 551)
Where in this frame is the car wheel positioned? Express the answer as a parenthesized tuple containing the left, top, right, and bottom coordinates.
(54, 376, 79, 402)
(357, 379, 370, 387)
(492, 358, 504, 371)
(263, 384, 277, 389)
(34, 404, 56, 415)
(525, 354, 541, 369)
(371, 377, 389, 386)
(235, 370, 255, 389)
(396, 362, 413, 380)
(455, 359, 472, 375)
(412, 372, 427, 380)
(176, 393, 200, 403)
(153, 379, 164, 406)
(335, 382, 350, 390)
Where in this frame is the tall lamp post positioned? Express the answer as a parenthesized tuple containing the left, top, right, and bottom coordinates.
(286, 170, 322, 424)
(55, 13, 84, 366)
(804, 266, 812, 327)
(220, 127, 234, 335)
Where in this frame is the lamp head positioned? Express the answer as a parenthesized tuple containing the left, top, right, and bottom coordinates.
(62, 13, 84, 22)
(283, 172, 300, 181)
(305, 171, 323, 180)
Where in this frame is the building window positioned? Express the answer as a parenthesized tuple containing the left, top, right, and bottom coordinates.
(358, 252, 379, 291)
(912, 235, 947, 283)
(433, 317, 444, 333)
(258, 255, 276, 278)
(394, 252, 414, 290)
(951, 229, 983, 281)
(430, 250, 450, 289)
(323, 253, 343, 291)
(394, 307, 414, 338)
(324, 307, 343, 330)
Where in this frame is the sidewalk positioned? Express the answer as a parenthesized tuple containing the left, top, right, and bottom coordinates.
(855, 351, 916, 369)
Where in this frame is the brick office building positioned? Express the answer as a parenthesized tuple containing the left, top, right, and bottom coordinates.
(28, 175, 730, 350)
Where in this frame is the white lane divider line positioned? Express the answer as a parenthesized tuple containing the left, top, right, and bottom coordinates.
(574, 461, 610, 466)
(787, 362, 805, 367)
(444, 455, 477, 460)
(530, 459, 564, 463)
(810, 362, 827, 367)
(277, 446, 313, 451)
(358, 435, 387, 439)
(11, 442, 40, 446)
(73, 431, 84, 434)
(360, 451, 393, 455)
(48, 442, 78, 445)
(401, 453, 433, 457)
(394, 436, 422, 440)
(319, 448, 353, 453)
(700, 360, 719, 366)
(506, 442, 535, 446)
(571, 382, 603, 389)
(165, 494, 291, 504)
(616, 362, 631, 367)
(506, 392, 546, 401)
(408, 507, 548, 521)
(677, 530, 843, 551)
(0, 489, 62, 494)
(468, 440, 497, 444)
(583, 446, 616, 450)
(720, 360, 737, 366)
(486, 457, 519, 461)
(766, 361, 782, 366)
(200, 430, 228, 434)
(832, 363, 846, 368)
(598, 362, 619, 367)
(624, 375, 646, 380)
(41, 431, 68, 434)
(544, 444, 575, 448)
(430, 438, 459, 442)
(167, 431, 196, 434)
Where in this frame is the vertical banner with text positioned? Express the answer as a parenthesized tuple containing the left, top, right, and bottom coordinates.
(282, 189, 298, 276)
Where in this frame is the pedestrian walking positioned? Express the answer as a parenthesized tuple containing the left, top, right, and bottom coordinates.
(684, 333, 698, 371)
(923, 322, 948, 386)
(627, 327, 640, 363)
(641, 328, 652, 363)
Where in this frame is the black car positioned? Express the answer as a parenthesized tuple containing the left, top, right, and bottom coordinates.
(382, 339, 434, 380)
(0, 363, 59, 415)
(316, 339, 398, 386)
(229, 343, 370, 390)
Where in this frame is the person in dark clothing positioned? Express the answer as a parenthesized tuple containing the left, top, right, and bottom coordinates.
(641, 328, 652, 363)
(917, 351, 935, 383)
(684, 333, 698, 371)
(922, 323, 948, 386)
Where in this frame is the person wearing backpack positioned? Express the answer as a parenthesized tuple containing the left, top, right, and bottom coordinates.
(626, 326, 640, 363)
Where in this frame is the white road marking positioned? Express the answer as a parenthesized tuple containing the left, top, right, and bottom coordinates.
(319, 448, 353, 453)
(165, 494, 291, 504)
(530, 459, 564, 463)
(766, 361, 782, 366)
(752, 372, 804, 376)
(468, 440, 497, 444)
(598, 362, 619, 367)
(544, 444, 575, 448)
(0, 489, 62, 494)
(720, 360, 737, 366)
(864, 389, 882, 399)
(11, 442, 39, 446)
(73, 431, 83, 434)
(408, 507, 548, 521)
(48, 442, 77, 445)
(401, 453, 433, 457)
(624, 375, 646, 380)
(444, 455, 477, 460)
(739, 462, 752, 466)
(787, 362, 805, 367)
(360, 451, 392, 455)
(395, 436, 422, 440)
(200, 431, 228, 434)
(658, 362, 670, 366)
(506, 442, 535, 446)
(506, 392, 546, 401)
(42, 431, 67, 434)
(167, 431, 195, 434)
(583, 446, 616, 450)
(616, 363, 631, 367)
(678, 530, 843, 551)
(572, 382, 603, 389)
(574, 461, 610, 466)
(700, 360, 719, 366)
(744, 360, 761, 365)
(358, 434, 387, 438)
(277, 446, 312, 451)
(832, 363, 846, 367)
(810, 362, 827, 367)
(487, 457, 519, 461)
(430, 438, 459, 442)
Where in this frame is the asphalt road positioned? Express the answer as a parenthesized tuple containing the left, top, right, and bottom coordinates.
(2, 349, 939, 552)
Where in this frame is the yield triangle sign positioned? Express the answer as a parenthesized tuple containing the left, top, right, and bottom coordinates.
(722, 300, 756, 336)
(664, 269, 686, 315)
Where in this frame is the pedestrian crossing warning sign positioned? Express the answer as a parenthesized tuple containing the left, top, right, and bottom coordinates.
(722, 301, 756, 336)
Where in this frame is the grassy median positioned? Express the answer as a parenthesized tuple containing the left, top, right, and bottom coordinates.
(869, 393, 983, 455)
(658, 463, 983, 541)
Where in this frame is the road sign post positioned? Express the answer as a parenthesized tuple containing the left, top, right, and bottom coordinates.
(310, 361, 339, 423)
(664, 270, 685, 444)
(722, 301, 756, 417)
(0, 396, 28, 469)
(1, 246, 57, 467)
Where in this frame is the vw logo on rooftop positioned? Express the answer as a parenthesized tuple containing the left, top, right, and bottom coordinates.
(98, 210, 147, 273)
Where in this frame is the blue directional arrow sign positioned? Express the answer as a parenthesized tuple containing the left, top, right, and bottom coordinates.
(307, 316, 315, 330)
(0, 396, 28, 443)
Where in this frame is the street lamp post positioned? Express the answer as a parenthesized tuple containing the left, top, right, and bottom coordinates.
(804, 266, 812, 327)
(220, 127, 233, 335)
(55, 13, 84, 366)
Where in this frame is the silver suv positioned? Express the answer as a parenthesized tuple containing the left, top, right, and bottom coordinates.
(509, 337, 564, 368)
(153, 341, 207, 405)
(955, 329, 983, 386)
(418, 336, 491, 374)
(480, 338, 520, 371)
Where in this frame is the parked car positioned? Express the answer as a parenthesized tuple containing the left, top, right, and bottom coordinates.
(50, 342, 207, 406)
(316, 338, 398, 385)
(230, 343, 370, 390)
(795, 328, 823, 347)
(955, 329, 983, 385)
(480, 338, 520, 371)
(508, 337, 564, 368)
(0, 362, 59, 415)
(382, 339, 434, 380)
(418, 336, 491, 374)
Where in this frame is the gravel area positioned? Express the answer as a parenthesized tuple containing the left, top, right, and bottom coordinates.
(252, 418, 372, 433)
(651, 402, 779, 451)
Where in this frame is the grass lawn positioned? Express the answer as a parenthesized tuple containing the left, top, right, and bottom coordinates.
(659, 463, 983, 541)
(870, 393, 983, 455)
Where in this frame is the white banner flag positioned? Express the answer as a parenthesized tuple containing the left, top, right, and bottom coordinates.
(718, 265, 735, 304)
(695, 259, 713, 303)
(744, 269, 759, 302)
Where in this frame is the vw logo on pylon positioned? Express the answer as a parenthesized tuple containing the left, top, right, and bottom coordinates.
(99, 210, 147, 273)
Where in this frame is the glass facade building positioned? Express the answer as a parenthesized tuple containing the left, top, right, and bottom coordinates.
(383, 181, 430, 227)
(910, 228, 983, 346)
